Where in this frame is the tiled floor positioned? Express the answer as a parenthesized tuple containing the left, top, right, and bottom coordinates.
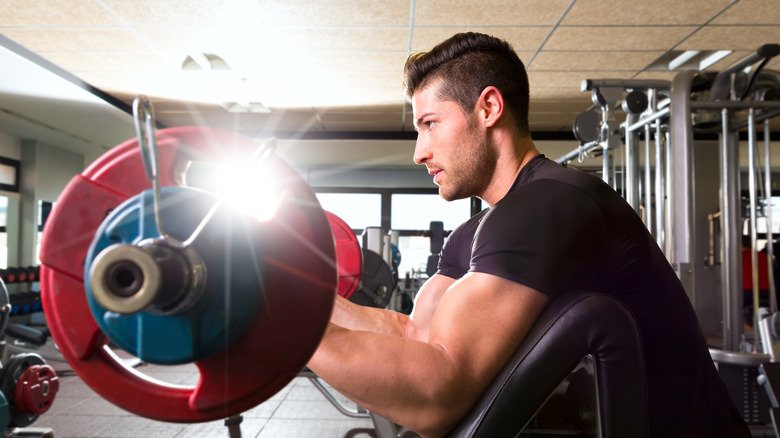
(17, 342, 379, 438)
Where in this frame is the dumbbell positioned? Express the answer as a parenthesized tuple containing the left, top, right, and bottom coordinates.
(25, 266, 39, 283)
(2, 268, 20, 284)
(0, 353, 59, 428)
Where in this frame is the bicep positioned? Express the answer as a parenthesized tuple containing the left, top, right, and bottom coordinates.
(408, 273, 456, 341)
(429, 272, 549, 388)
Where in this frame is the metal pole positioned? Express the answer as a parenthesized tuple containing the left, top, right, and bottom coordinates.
(555, 140, 600, 164)
(721, 108, 742, 351)
(663, 129, 670, 255)
(616, 149, 622, 196)
(655, 123, 665, 246)
(625, 114, 639, 211)
(748, 108, 761, 350)
(669, 71, 696, 303)
(601, 108, 611, 186)
(765, 119, 777, 313)
(644, 123, 653, 233)
(624, 107, 671, 133)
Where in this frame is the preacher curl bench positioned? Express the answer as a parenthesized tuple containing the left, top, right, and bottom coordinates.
(449, 291, 648, 437)
(311, 291, 648, 437)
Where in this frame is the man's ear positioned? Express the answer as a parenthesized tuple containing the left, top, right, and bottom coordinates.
(475, 86, 504, 128)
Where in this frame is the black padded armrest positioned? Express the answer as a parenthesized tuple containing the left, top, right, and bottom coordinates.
(448, 291, 649, 438)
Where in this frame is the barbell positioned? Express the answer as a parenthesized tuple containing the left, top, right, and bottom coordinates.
(39, 124, 363, 422)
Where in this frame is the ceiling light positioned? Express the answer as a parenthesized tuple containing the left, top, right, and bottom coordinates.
(699, 50, 732, 70)
(181, 53, 230, 71)
(646, 50, 735, 72)
(668, 51, 700, 70)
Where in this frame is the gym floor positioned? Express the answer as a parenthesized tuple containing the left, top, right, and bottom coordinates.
(26, 341, 381, 438)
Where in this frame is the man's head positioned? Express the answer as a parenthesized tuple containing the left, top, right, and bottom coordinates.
(403, 32, 530, 137)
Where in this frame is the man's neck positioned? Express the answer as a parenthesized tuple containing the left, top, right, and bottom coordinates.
(481, 136, 539, 206)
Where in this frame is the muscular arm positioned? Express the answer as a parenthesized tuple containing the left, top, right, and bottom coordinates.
(308, 272, 549, 437)
(330, 295, 409, 336)
(330, 273, 455, 339)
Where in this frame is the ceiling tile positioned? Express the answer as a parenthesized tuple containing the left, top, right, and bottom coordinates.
(301, 52, 409, 74)
(0, 0, 119, 26)
(530, 51, 663, 71)
(103, 0, 410, 27)
(545, 26, 696, 51)
(530, 87, 593, 99)
(327, 70, 405, 90)
(678, 26, 780, 51)
(415, 0, 570, 26)
(101, 0, 231, 26)
(252, 0, 410, 27)
(38, 51, 170, 73)
(412, 27, 549, 52)
(531, 99, 592, 113)
(127, 26, 229, 53)
(1, 28, 149, 52)
(712, 0, 780, 25)
(529, 71, 635, 89)
(132, 26, 408, 55)
(562, 0, 735, 25)
(283, 28, 409, 52)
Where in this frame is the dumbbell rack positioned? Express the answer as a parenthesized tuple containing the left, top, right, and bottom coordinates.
(0, 266, 64, 367)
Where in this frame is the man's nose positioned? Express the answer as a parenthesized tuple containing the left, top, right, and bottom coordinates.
(413, 138, 431, 165)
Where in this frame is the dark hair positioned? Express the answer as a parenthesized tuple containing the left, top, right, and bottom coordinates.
(403, 32, 530, 136)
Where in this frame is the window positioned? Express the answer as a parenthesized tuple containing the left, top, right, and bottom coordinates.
(396, 235, 433, 279)
(391, 194, 473, 280)
(391, 194, 471, 230)
(316, 193, 382, 231)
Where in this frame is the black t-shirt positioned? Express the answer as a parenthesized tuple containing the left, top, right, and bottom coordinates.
(438, 155, 748, 437)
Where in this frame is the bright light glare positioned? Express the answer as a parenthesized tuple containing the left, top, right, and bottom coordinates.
(214, 156, 282, 222)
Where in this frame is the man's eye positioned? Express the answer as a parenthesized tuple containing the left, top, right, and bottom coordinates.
(425, 121, 436, 129)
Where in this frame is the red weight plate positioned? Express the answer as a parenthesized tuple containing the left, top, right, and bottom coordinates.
(14, 365, 59, 415)
(326, 211, 362, 299)
(40, 127, 336, 422)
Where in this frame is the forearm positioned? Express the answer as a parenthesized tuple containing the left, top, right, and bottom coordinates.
(308, 323, 467, 437)
(331, 295, 411, 337)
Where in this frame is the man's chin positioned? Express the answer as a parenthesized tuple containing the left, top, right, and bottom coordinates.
(439, 188, 465, 202)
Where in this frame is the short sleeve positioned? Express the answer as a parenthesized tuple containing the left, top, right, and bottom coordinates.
(469, 179, 604, 297)
(436, 209, 487, 280)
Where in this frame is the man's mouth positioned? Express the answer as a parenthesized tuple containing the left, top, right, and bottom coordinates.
(429, 169, 443, 184)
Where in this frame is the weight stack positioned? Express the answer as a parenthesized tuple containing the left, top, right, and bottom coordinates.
(711, 350, 772, 429)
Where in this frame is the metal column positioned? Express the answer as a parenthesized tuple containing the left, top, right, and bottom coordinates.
(669, 71, 696, 301)
(720, 109, 742, 351)
(765, 120, 777, 313)
(625, 113, 640, 211)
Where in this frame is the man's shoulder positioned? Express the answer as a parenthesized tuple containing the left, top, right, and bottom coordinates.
(450, 207, 489, 239)
(525, 158, 604, 189)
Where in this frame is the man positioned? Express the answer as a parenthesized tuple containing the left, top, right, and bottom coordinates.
(308, 32, 748, 437)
